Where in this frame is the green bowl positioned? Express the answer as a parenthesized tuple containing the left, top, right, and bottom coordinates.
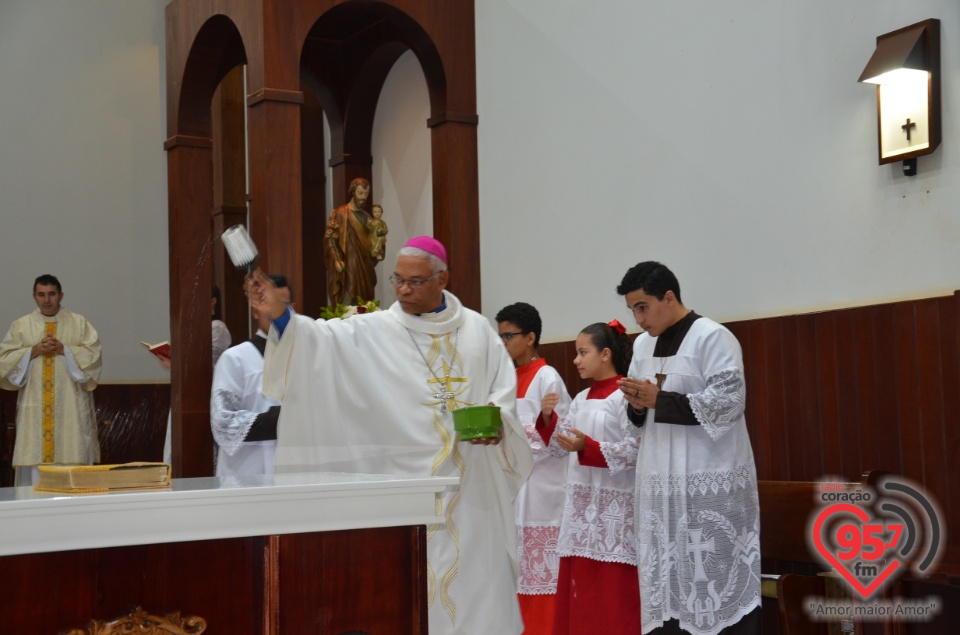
(452, 405, 502, 440)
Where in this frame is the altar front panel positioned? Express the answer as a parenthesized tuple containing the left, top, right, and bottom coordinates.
(0, 473, 452, 633)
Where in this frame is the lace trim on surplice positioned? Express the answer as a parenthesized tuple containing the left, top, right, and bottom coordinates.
(688, 368, 746, 441)
(557, 483, 636, 564)
(211, 388, 258, 457)
(517, 523, 561, 594)
(639, 464, 756, 497)
(636, 466, 761, 635)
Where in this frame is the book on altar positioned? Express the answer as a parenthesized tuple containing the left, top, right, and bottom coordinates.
(140, 340, 171, 359)
(34, 462, 172, 493)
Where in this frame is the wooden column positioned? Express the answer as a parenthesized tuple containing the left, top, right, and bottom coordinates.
(428, 116, 480, 311)
(246, 89, 305, 305)
(165, 0, 483, 474)
(211, 66, 250, 341)
(164, 136, 215, 478)
(299, 87, 327, 316)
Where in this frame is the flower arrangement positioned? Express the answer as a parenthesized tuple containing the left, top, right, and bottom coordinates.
(319, 297, 381, 320)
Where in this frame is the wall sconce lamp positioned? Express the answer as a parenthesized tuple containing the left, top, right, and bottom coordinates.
(858, 18, 940, 176)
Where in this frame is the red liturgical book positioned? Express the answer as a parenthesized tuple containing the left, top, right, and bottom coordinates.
(140, 340, 171, 359)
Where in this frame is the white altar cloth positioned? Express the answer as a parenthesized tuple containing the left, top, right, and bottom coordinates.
(0, 472, 458, 556)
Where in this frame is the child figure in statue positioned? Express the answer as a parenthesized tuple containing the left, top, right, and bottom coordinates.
(368, 204, 388, 262)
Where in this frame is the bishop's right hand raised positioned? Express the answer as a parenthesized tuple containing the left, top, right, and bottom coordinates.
(246, 268, 287, 321)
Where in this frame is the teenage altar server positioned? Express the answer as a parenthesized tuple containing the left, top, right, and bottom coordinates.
(248, 236, 533, 635)
(496, 302, 572, 635)
(547, 320, 641, 634)
(617, 261, 761, 635)
(210, 274, 291, 476)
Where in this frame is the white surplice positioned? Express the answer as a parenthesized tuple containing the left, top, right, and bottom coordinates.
(628, 317, 761, 635)
(262, 291, 533, 635)
(0, 308, 101, 467)
(210, 334, 278, 476)
(514, 363, 571, 595)
(548, 386, 638, 564)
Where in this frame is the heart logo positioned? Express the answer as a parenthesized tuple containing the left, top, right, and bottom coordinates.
(812, 503, 902, 598)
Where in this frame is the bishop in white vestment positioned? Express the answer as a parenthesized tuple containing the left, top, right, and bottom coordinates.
(254, 237, 533, 635)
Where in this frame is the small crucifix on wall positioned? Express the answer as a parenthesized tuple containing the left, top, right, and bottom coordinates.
(901, 118, 917, 141)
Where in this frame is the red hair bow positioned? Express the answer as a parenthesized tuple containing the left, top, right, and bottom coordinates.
(608, 319, 627, 336)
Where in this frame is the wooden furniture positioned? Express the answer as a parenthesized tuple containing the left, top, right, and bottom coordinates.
(0, 472, 455, 634)
(758, 474, 872, 566)
(757, 472, 960, 634)
(63, 606, 207, 635)
(0, 383, 169, 486)
(758, 474, 868, 634)
(777, 574, 829, 635)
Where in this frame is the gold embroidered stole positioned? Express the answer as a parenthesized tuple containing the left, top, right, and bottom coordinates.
(420, 331, 467, 625)
(42, 320, 57, 462)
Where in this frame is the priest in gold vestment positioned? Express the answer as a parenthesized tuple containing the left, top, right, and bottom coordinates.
(0, 275, 101, 485)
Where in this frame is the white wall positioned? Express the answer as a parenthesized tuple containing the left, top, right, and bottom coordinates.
(0, 1, 168, 382)
(2, 1, 959, 382)
(476, 1, 960, 343)
(371, 51, 433, 308)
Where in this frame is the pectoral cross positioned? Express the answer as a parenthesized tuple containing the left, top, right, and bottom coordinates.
(427, 358, 468, 413)
(655, 373, 667, 389)
(902, 118, 917, 141)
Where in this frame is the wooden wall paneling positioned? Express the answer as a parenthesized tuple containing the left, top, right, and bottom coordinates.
(278, 526, 427, 634)
(834, 307, 864, 479)
(761, 319, 790, 480)
(95, 539, 264, 631)
(742, 320, 771, 479)
(0, 549, 97, 634)
(727, 321, 770, 476)
(263, 535, 280, 635)
(794, 314, 825, 479)
(0, 539, 264, 634)
(893, 301, 924, 483)
(873, 303, 903, 475)
(0, 384, 170, 484)
(915, 300, 947, 491)
(853, 306, 883, 477)
(898, 578, 960, 634)
(939, 294, 960, 543)
(814, 312, 844, 476)
(778, 317, 808, 480)
(537, 342, 562, 390)
(94, 383, 170, 465)
(539, 340, 588, 399)
(0, 393, 15, 487)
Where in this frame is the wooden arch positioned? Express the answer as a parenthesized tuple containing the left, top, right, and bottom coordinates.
(165, 0, 480, 476)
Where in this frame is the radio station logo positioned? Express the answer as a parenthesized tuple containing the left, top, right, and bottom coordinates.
(805, 475, 944, 622)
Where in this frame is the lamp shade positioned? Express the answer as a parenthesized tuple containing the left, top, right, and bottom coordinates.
(858, 23, 930, 84)
(858, 19, 940, 167)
